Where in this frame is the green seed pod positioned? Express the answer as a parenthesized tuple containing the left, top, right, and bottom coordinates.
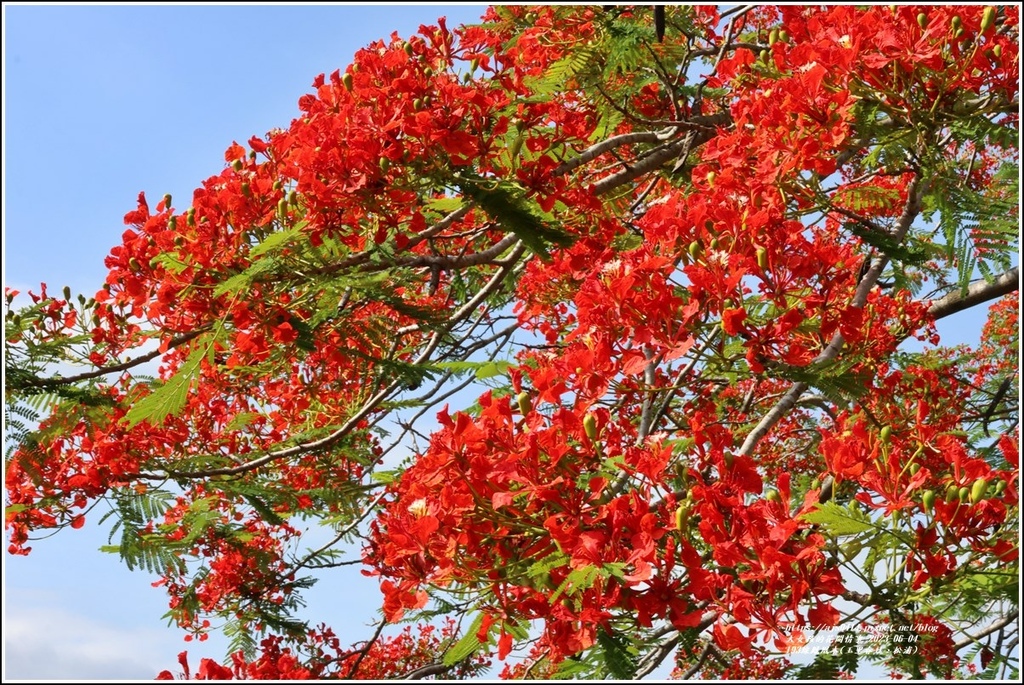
(232, 159, 244, 172)
(288, 189, 299, 206)
(981, 7, 996, 32)
(273, 180, 283, 191)
(909, 462, 921, 476)
(756, 247, 768, 270)
(342, 72, 354, 91)
(379, 157, 390, 173)
(994, 480, 1007, 496)
(922, 489, 936, 513)
(278, 199, 289, 219)
(917, 12, 928, 29)
(768, 28, 779, 46)
(583, 413, 599, 441)
(516, 390, 533, 416)
(241, 182, 251, 197)
(778, 29, 789, 43)
(709, 237, 719, 250)
(766, 489, 781, 503)
(759, 49, 770, 63)
(413, 98, 423, 111)
(403, 41, 414, 57)
(688, 240, 703, 260)
(163, 193, 172, 209)
(958, 485, 970, 502)
(706, 171, 717, 186)
(970, 478, 989, 504)
(992, 44, 1003, 58)
(880, 425, 892, 444)
(129, 257, 141, 271)
(423, 66, 434, 78)
(674, 501, 690, 533)
(186, 208, 196, 226)
(62, 285, 72, 301)
(950, 15, 961, 31)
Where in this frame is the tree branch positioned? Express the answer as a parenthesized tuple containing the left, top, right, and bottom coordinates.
(953, 609, 1020, 650)
(15, 326, 209, 389)
(737, 174, 924, 457)
(928, 267, 1019, 320)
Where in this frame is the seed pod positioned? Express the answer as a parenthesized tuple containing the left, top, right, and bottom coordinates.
(342, 73, 354, 91)
(766, 488, 781, 503)
(278, 199, 289, 219)
(970, 478, 989, 504)
(129, 257, 141, 271)
(423, 66, 433, 78)
(583, 413, 599, 441)
(994, 480, 1007, 496)
(917, 12, 928, 29)
(516, 391, 533, 416)
(232, 159, 244, 172)
(922, 489, 936, 513)
(945, 483, 959, 502)
(759, 49, 770, 63)
(992, 44, 1002, 58)
(756, 247, 768, 270)
(768, 28, 779, 46)
(909, 462, 921, 476)
(710, 238, 719, 250)
(981, 7, 996, 32)
(950, 15, 961, 31)
(880, 425, 892, 444)
(413, 98, 423, 111)
(167, 216, 176, 232)
(778, 30, 789, 43)
(273, 180, 283, 191)
(403, 41, 414, 57)
(241, 182, 251, 197)
(163, 193, 172, 209)
(288, 189, 299, 206)
(675, 503, 687, 532)
(706, 171, 717, 186)
(379, 157, 390, 173)
(958, 485, 970, 502)
(187, 208, 196, 226)
(688, 240, 703, 260)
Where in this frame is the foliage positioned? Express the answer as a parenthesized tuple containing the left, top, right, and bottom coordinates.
(5, 4, 1020, 679)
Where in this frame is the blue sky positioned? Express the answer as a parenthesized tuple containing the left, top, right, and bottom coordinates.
(2, 4, 487, 679)
(3, 3, 1011, 681)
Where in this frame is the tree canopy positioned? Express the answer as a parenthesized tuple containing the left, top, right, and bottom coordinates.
(4, 5, 1020, 680)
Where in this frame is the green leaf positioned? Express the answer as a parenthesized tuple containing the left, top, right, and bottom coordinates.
(249, 220, 307, 258)
(458, 178, 574, 260)
(597, 628, 638, 679)
(800, 501, 874, 535)
(124, 338, 211, 428)
(443, 612, 489, 666)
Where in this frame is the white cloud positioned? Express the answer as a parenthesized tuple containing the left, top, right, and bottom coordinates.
(3, 599, 179, 680)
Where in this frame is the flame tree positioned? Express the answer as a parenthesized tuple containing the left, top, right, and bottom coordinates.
(5, 5, 1019, 680)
